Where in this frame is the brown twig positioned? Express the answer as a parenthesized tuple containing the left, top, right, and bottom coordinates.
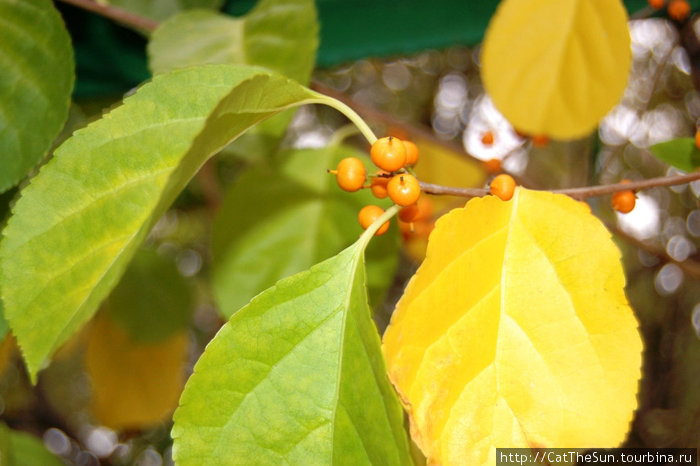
(56, 0, 158, 32)
(419, 181, 487, 198)
(608, 223, 700, 281)
(553, 172, 700, 199)
(420, 172, 700, 200)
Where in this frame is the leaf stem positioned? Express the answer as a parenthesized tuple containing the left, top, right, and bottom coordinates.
(359, 204, 400, 249)
(328, 124, 361, 148)
(308, 97, 378, 145)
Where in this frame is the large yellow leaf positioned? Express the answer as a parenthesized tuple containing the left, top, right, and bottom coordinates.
(481, 0, 631, 139)
(85, 313, 188, 430)
(382, 188, 641, 465)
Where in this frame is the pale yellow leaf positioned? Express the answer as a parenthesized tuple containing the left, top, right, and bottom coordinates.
(382, 188, 642, 465)
(85, 313, 188, 430)
(481, 0, 631, 139)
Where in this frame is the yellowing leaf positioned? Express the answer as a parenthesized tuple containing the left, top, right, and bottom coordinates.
(85, 313, 188, 430)
(382, 188, 642, 465)
(481, 0, 631, 139)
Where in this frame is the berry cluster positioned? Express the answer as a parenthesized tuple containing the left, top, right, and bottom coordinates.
(649, 0, 691, 21)
(330, 136, 424, 236)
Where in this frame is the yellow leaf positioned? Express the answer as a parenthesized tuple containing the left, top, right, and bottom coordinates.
(405, 137, 485, 263)
(85, 313, 188, 430)
(382, 188, 642, 465)
(481, 0, 631, 139)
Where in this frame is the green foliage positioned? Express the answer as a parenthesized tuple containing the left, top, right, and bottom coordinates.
(148, 0, 319, 159)
(173, 236, 412, 465)
(650, 138, 700, 172)
(212, 145, 399, 317)
(104, 0, 223, 23)
(0, 0, 74, 193)
(0, 65, 329, 381)
(0, 424, 63, 466)
(148, 0, 318, 83)
(105, 248, 194, 343)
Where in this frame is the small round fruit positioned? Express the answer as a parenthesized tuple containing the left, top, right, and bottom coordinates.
(489, 174, 516, 201)
(482, 158, 502, 174)
(612, 184, 636, 213)
(648, 0, 665, 9)
(531, 134, 549, 148)
(371, 136, 407, 172)
(370, 171, 390, 199)
(695, 128, 700, 150)
(403, 140, 420, 166)
(332, 157, 366, 192)
(668, 0, 690, 20)
(388, 173, 421, 206)
(481, 131, 495, 146)
(398, 197, 434, 223)
(358, 205, 390, 235)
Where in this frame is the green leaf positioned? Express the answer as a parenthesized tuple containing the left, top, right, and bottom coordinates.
(149, 0, 317, 84)
(0, 0, 74, 193)
(104, 0, 223, 23)
(0, 306, 7, 344)
(212, 145, 399, 318)
(0, 64, 348, 381)
(172, 227, 412, 465)
(148, 0, 319, 156)
(0, 424, 63, 466)
(104, 248, 193, 343)
(649, 138, 700, 172)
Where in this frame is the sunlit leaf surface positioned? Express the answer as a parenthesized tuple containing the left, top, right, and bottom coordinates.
(212, 145, 398, 318)
(0, 0, 74, 192)
(481, 0, 631, 139)
(173, 236, 412, 465)
(148, 0, 317, 84)
(383, 188, 642, 465)
(0, 65, 330, 380)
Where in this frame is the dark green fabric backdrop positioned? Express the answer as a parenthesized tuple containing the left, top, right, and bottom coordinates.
(56, 0, 669, 98)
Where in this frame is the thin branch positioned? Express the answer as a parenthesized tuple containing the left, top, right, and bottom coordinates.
(420, 181, 487, 198)
(552, 172, 700, 200)
(420, 172, 700, 200)
(607, 223, 700, 281)
(56, 0, 158, 32)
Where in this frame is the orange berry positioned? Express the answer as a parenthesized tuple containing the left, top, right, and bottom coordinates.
(489, 174, 516, 201)
(370, 171, 390, 199)
(403, 140, 420, 166)
(695, 128, 700, 150)
(612, 190, 636, 213)
(331, 157, 366, 192)
(358, 205, 390, 235)
(649, 0, 665, 8)
(668, 0, 690, 20)
(482, 158, 502, 174)
(387, 173, 421, 206)
(398, 196, 433, 223)
(481, 130, 495, 146)
(370, 136, 407, 172)
(531, 134, 549, 148)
